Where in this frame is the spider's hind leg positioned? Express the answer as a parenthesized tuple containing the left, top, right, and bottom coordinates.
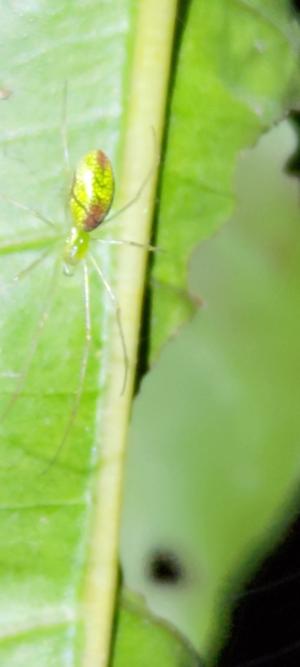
(89, 252, 129, 395)
(40, 259, 92, 473)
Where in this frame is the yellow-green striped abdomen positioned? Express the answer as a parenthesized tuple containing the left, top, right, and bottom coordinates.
(70, 149, 114, 232)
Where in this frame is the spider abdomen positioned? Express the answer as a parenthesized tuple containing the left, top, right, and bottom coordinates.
(70, 150, 114, 232)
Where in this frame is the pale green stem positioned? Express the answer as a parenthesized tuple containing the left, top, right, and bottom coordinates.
(82, 1, 178, 666)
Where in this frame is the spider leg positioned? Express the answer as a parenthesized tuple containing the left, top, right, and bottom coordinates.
(13, 244, 59, 283)
(0, 257, 60, 423)
(91, 238, 161, 252)
(89, 252, 129, 395)
(0, 194, 59, 231)
(61, 80, 71, 176)
(104, 127, 159, 225)
(40, 259, 92, 473)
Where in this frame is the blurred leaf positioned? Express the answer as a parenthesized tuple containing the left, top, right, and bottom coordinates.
(151, 0, 300, 357)
(113, 594, 201, 667)
(286, 110, 300, 178)
(122, 120, 300, 660)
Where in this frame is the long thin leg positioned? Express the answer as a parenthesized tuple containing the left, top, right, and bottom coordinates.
(13, 245, 58, 283)
(91, 238, 161, 253)
(60, 80, 74, 232)
(104, 166, 153, 225)
(104, 127, 159, 225)
(0, 258, 60, 422)
(89, 252, 129, 395)
(0, 194, 58, 230)
(41, 260, 92, 473)
(61, 80, 71, 176)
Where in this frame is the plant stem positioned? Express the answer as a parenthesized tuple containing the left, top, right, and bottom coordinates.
(82, 1, 178, 665)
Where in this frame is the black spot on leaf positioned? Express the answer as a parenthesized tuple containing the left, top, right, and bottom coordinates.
(147, 549, 185, 585)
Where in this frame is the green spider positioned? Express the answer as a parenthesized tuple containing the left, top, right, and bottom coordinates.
(0, 132, 155, 470)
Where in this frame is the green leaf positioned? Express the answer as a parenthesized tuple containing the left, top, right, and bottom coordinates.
(122, 120, 300, 659)
(114, 594, 201, 667)
(0, 1, 178, 665)
(0, 592, 201, 667)
(0, 1, 299, 666)
(150, 0, 300, 357)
